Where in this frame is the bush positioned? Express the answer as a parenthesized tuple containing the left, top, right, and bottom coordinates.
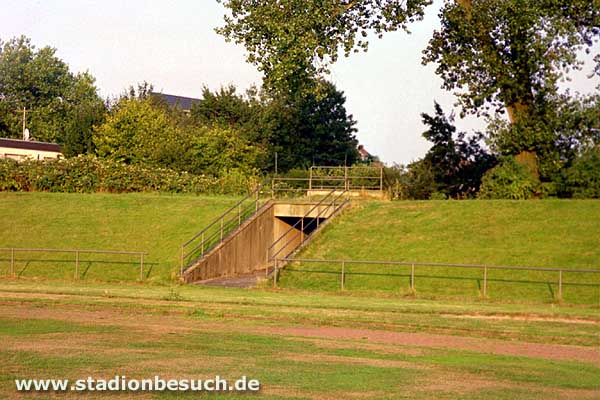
(562, 148, 600, 198)
(0, 156, 259, 195)
(478, 157, 539, 199)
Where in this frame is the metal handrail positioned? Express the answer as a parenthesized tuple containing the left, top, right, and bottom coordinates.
(272, 257, 600, 297)
(267, 189, 348, 264)
(1, 247, 148, 280)
(182, 186, 260, 248)
(180, 184, 266, 274)
(272, 165, 384, 195)
(267, 189, 336, 258)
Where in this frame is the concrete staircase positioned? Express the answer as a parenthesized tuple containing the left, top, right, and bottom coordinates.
(180, 189, 348, 284)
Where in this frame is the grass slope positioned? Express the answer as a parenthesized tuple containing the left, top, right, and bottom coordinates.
(281, 200, 600, 303)
(0, 192, 238, 283)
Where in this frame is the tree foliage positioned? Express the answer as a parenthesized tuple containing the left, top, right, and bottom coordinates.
(419, 102, 496, 198)
(423, 0, 600, 121)
(265, 81, 360, 170)
(422, 0, 600, 180)
(478, 156, 539, 199)
(0, 36, 105, 151)
(217, 0, 431, 93)
(190, 81, 359, 172)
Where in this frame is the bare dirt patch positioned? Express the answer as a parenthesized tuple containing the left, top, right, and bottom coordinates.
(442, 313, 600, 326)
(253, 325, 600, 365)
(281, 353, 425, 369)
(287, 337, 424, 357)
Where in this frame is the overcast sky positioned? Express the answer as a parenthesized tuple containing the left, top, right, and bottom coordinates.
(2, 0, 598, 164)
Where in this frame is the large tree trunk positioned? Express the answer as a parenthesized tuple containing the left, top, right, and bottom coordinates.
(456, 0, 540, 179)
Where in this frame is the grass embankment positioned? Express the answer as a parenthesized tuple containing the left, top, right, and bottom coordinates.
(280, 200, 600, 304)
(0, 281, 599, 399)
(0, 192, 238, 283)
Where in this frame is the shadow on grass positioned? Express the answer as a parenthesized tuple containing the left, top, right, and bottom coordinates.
(283, 268, 600, 294)
(1, 257, 158, 280)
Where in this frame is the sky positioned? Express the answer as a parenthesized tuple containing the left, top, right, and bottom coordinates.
(1, 0, 599, 165)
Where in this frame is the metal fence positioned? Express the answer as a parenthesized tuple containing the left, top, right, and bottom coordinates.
(180, 185, 268, 274)
(271, 165, 383, 196)
(0, 247, 148, 280)
(272, 257, 600, 301)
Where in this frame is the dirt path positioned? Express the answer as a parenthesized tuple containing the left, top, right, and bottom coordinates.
(252, 325, 600, 365)
(1, 292, 598, 366)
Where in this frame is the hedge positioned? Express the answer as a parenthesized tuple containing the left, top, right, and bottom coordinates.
(0, 155, 258, 195)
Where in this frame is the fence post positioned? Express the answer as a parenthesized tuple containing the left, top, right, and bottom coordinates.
(273, 259, 278, 288)
(379, 167, 383, 193)
(309, 167, 313, 191)
(238, 204, 242, 226)
(255, 188, 259, 212)
(411, 263, 415, 291)
(74, 250, 79, 280)
(301, 218, 304, 243)
(265, 251, 269, 277)
(220, 218, 224, 241)
(483, 266, 487, 298)
(558, 270, 563, 301)
(140, 253, 144, 281)
(180, 246, 184, 277)
(271, 178, 275, 199)
(344, 166, 348, 191)
(341, 261, 345, 290)
(10, 248, 15, 277)
(201, 232, 205, 255)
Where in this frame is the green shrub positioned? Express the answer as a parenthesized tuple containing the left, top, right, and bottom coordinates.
(562, 148, 600, 199)
(0, 156, 258, 195)
(478, 157, 539, 199)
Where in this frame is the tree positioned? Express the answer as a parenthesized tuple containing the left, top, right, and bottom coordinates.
(191, 85, 253, 127)
(93, 98, 185, 166)
(217, 0, 431, 94)
(189, 81, 359, 171)
(188, 125, 266, 176)
(262, 80, 360, 170)
(486, 92, 600, 180)
(62, 73, 106, 157)
(423, 0, 600, 173)
(420, 102, 496, 197)
(93, 96, 266, 176)
(0, 36, 105, 151)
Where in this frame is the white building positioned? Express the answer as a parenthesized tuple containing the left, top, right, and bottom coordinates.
(0, 138, 63, 161)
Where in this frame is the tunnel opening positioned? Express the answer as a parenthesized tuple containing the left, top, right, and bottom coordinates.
(275, 216, 327, 235)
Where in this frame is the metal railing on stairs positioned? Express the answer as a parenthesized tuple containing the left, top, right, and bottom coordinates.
(266, 189, 349, 276)
(180, 185, 267, 275)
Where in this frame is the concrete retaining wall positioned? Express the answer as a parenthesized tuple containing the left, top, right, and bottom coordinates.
(184, 203, 275, 282)
(183, 201, 339, 283)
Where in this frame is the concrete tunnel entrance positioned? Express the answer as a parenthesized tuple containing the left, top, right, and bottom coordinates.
(184, 201, 342, 284)
(274, 216, 327, 235)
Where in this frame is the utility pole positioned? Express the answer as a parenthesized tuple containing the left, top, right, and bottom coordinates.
(15, 107, 34, 140)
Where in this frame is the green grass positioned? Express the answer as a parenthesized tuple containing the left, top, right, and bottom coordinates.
(0, 282, 598, 399)
(280, 200, 600, 303)
(0, 192, 239, 283)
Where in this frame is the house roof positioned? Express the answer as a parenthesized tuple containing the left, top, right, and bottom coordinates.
(358, 145, 371, 158)
(0, 138, 61, 153)
(151, 92, 201, 111)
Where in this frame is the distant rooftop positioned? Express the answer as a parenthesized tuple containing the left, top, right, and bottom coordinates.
(0, 138, 61, 153)
(151, 92, 201, 111)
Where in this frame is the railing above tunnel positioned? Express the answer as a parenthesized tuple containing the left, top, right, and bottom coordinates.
(271, 165, 383, 198)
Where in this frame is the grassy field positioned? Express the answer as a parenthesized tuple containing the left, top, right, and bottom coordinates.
(280, 200, 600, 304)
(0, 192, 238, 283)
(0, 280, 598, 399)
